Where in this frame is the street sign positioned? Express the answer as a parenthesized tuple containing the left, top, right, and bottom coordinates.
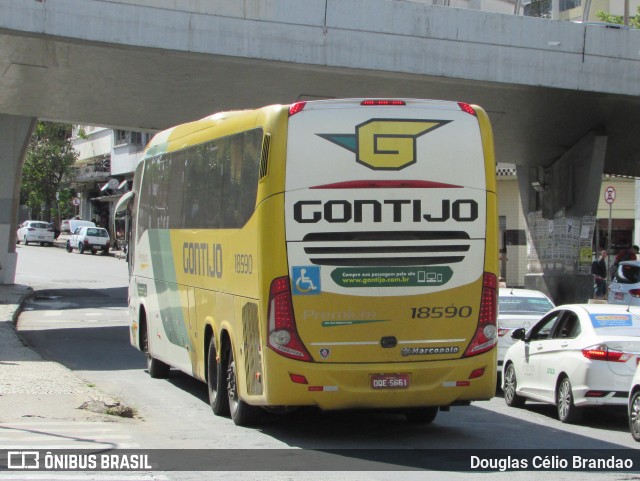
(72, 197, 80, 206)
(604, 186, 616, 204)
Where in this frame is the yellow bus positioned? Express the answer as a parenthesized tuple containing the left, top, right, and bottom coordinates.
(115, 98, 499, 426)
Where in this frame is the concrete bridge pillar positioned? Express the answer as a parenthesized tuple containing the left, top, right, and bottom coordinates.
(517, 131, 608, 304)
(0, 115, 36, 284)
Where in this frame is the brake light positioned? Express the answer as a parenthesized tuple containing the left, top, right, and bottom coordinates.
(629, 289, 640, 298)
(458, 102, 477, 116)
(289, 102, 307, 116)
(361, 100, 406, 106)
(582, 344, 632, 363)
(463, 273, 498, 357)
(267, 277, 313, 362)
(27, 228, 35, 231)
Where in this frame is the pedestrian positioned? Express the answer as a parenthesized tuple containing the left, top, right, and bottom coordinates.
(610, 245, 639, 280)
(591, 249, 608, 300)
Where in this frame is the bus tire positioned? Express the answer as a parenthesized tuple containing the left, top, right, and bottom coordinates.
(405, 407, 438, 424)
(142, 319, 170, 379)
(207, 338, 229, 416)
(226, 346, 261, 426)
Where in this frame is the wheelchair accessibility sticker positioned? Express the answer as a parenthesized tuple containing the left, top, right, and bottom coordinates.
(292, 266, 321, 295)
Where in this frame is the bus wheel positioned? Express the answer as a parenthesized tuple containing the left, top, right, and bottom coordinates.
(142, 321, 170, 379)
(207, 339, 229, 416)
(405, 407, 438, 424)
(226, 346, 260, 426)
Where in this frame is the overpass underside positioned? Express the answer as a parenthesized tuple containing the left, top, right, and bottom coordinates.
(2, 0, 640, 302)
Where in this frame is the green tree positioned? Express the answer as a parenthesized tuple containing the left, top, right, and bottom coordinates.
(21, 122, 78, 222)
(595, 6, 640, 28)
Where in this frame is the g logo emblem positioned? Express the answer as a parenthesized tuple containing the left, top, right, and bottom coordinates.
(319, 119, 450, 171)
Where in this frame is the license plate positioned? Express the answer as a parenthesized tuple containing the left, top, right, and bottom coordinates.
(615, 292, 624, 300)
(370, 373, 410, 390)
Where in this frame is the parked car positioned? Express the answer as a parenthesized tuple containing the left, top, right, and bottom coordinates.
(16, 220, 55, 246)
(608, 260, 640, 307)
(497, 288, 555, 375)
(628, 363, 640, 441)
(61, 218, 95, 234)
(502, 303, 640, 423)
(66, 226, 111, 255)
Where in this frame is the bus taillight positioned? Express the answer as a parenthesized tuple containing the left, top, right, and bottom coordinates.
(267, 276, 313, 362)
(458, 102, 477, 116)
(463, 272, 498, 357)
(289, 102, 307, 116)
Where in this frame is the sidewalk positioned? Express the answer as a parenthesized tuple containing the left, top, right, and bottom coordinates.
(0, 284, 131, 423)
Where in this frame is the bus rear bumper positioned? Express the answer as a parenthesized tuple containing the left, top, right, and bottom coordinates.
(258, 350, 497, 410)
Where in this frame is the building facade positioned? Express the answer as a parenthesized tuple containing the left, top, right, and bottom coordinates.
(71, 126, 151, 236)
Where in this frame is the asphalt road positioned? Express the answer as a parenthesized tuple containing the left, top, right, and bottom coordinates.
(8, 243, 640, 480)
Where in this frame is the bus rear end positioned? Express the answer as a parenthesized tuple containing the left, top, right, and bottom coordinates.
(264, 99, 498, 416)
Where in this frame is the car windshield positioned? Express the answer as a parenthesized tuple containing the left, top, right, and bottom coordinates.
(499, 296, 554, 315)
(30, 222, 50, 229)
(86, 228, 108, 237)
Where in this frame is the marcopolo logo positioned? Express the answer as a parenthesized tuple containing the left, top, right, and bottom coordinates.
(318, 118, 450, 170)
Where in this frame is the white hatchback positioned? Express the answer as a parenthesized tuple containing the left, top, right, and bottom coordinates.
(16, 220, 55, 246)
(497, 288, 554, 375)
(502, 304, 640, 423)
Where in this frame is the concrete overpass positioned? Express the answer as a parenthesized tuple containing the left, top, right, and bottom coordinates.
(1, 0, 640, 301)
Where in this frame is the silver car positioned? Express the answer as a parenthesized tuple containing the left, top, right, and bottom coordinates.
(608, 261, 640, 307)
(16, 220, 55, 246)
(497, 287, 555, 375)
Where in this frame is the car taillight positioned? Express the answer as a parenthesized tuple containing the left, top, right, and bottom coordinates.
(498, 328, 510, 337)
(27, 228, 35, 231)
(582, 344, 632, 363)
(629, 289, 640, 298)
(463, 272, 498, 357)
(267, 276, 312, 362)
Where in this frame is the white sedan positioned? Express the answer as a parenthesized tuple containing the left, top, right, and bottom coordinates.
(502, 304, 640, 423)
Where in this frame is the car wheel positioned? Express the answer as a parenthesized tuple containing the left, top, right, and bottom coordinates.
(102, 247, 109, 255)
(226, 346, 261, 426)
(503, 363, 526, 408)
(91, 249, 96, 255)
(629, 390, 640, 442)
(405, 407, 438, 424)
(16, 238, 20, 245)
(66, 241, 72, 253)
(142, 320, 170, 379)
(207, 338, 230, 416)
(557, 376, 581, 424)
(78, 243, 84, 254)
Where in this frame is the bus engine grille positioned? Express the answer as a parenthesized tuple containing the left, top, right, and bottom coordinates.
(301, 231, 470, 267)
